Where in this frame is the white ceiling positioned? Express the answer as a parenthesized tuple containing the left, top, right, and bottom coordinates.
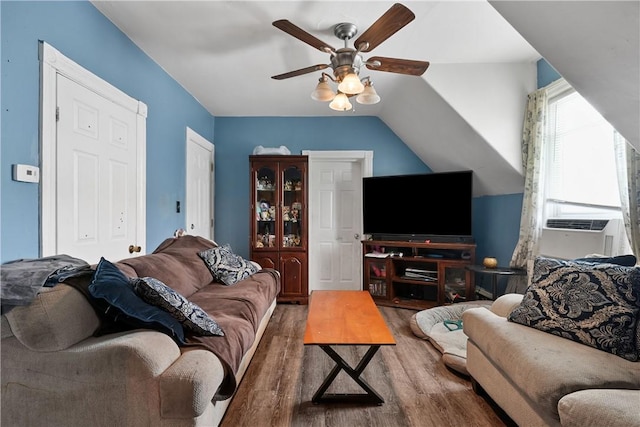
(91, 1, 639, 195)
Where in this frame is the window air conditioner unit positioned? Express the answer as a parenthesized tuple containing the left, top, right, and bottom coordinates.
(538, 218, 625, 259)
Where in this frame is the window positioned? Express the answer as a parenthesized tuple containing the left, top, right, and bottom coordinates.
(544, 81, 621, 220)
(540, 79, 631, 257)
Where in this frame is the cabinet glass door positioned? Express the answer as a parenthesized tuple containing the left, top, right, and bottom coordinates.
(282, 165, 303, 248)
(255, 166, 277, 248)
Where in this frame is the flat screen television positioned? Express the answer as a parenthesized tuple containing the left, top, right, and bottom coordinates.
(362, 171, 473, 242)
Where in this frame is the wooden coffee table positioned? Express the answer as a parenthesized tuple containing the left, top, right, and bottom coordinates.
(303, 290, 396, 404)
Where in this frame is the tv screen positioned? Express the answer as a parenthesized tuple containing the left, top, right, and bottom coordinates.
(362, 171, 473, 241)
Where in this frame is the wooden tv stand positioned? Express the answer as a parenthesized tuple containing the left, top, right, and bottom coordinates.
(362, 240, 476, 310)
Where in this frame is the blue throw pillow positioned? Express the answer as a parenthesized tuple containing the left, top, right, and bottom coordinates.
(131, 276, 224, 337)
(88, 257, 186, 344)
(508, 257, 640, 361)
(573, 254, 637, 267)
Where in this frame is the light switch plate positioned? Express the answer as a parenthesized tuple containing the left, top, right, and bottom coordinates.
(12, 164, 40, 183)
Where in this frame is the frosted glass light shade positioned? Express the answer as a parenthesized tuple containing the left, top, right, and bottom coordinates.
(337, 72, 364, 95)
(356, 83, 380, 105)
(311, 80, 335, 102)
(329, 92, 353, 111)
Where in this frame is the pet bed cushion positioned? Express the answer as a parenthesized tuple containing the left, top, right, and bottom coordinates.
(410, 300, 492, 374)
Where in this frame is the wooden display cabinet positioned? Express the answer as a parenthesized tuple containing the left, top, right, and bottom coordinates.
(249, 155, 308, 304)
(363, 240, 476, 310)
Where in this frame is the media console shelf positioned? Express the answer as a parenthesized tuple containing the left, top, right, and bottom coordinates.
(362, 240, 476, 310)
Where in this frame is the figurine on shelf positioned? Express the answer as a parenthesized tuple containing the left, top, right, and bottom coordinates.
(291, 208, 299, 222)
(257, 176, 274, 190)
(284, 180, 293, 191)
(294, 180, 302, 191)
(258, 200, 271, 220)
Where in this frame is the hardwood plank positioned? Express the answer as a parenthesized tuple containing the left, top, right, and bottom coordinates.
(222, 304, 515, 427)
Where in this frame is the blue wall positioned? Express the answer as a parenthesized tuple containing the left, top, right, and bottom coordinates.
(1, 1, 214, 262)
(472, 193, 524, 293)
(214, 117, 430, 256)
(537, 58, 562, 88)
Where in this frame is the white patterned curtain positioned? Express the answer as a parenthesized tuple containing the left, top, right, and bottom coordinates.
(614, 133, 640, 258)
(506, 88, 548, 293)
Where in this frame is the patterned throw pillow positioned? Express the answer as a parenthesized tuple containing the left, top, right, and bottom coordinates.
(198, 244, 259, 286)
(131, 277, 224, 337)
(508, 257, 640, 361)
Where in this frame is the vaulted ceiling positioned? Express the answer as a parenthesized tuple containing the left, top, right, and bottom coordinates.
(91, 1, 639, 196)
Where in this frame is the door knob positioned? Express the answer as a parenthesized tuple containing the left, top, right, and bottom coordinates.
(354, 233, 360, 240)
(190, 224, 195, 230)
(128, 245, 142, 254)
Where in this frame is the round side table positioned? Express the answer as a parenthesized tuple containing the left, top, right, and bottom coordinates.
(465, 265, 526, 300)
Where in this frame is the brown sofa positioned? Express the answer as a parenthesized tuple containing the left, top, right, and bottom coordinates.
(1, 235, 280, 426)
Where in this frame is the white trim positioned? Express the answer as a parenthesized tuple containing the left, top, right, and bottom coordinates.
(39, 41, 147, 256)
(302, 150, 374, 175)
(544, 78, 573, 102)
(185, 127, 215, 240)
(136, 112, 147, 254)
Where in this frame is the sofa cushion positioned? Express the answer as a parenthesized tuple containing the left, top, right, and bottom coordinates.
(4, 284, 100, 351)
(198, 244, 259, 286)
(508, 256, 640, 361)
(132, 276, 224, 337)
(89, 258, 186, 344)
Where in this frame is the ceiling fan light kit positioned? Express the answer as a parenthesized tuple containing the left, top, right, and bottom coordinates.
(356, 80, 381, 105)
(329, 92, 353, 111)
(272, 3, 429, 112)
(337, 71, 365, 95)
(310, 75, 336, 102)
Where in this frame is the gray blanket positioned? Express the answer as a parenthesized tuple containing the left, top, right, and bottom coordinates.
(1, 255, 89, 314)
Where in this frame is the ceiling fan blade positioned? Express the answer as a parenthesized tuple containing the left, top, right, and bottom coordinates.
(354, 3, 415, 53)
(271, 64, 330, 80)
(366, 57, 430, 76)
(273, 20, 335, 53)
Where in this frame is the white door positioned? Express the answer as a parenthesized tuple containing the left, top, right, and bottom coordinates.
(305, 151, 373, 292)
(40, 42, 146, 264)
(55, 74, 140, 264)
(185, 128, 214, 240)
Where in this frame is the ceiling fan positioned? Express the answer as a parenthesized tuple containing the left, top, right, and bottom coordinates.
(271, 3, 430, 111)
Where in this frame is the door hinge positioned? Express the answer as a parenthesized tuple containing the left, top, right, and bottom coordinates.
(210, 163, 214, 172)
(211, 219, 214, 227)
(56, 106, 60, 122)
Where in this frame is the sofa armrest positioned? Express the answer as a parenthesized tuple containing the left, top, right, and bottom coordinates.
(489, 293, 523, 317)
(2, 330, 182, 387)
(159, 349, 225, 419)
(558, 389, 640, 427)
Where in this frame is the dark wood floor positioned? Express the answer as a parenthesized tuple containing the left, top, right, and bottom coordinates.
(221, 304, 515, 427)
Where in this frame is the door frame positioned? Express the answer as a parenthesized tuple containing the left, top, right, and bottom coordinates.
(303, 150, 374, 292)
(185, 127, 215, 240)
(39, 41, 147, 257)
